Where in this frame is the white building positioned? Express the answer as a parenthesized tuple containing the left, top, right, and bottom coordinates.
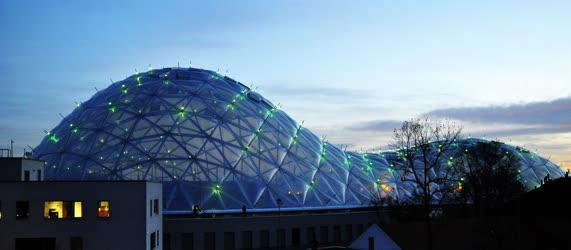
(0, 158, 162, 250)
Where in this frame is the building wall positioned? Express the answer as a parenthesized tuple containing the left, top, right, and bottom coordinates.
(0, 158, 44, 182)
(164, 210, 379, 250)
(147, 182, 163, 250)
(0, 181, 162, 250)
(20, 159, 44, 181)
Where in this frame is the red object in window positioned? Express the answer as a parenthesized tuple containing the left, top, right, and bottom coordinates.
(98, 204, 110, 217)
(98, 209, 109, 217)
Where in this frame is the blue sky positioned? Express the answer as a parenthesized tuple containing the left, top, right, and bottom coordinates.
(0, 0, 570, 169)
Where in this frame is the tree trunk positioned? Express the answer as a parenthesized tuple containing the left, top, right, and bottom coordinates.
(424, 200, 433, 250)
(426, 216, 433, 250)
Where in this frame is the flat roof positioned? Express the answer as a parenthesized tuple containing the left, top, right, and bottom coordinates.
(0, 157, 45, 163)
(0, 180, 160, 184)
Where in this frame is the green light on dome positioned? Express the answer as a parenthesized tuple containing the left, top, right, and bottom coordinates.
(291, 135, 298, 144)
(121, 84, 128, 94)
(266, 107, 277, 117)
(48, 134, 59, 143)
(136, 76, 142, 86)
(177, 107, 187, 118)
(212, 184, 222, 195)
(108, 103, 117, 113)
(227, 102, 236, 111)
(308, 180, 315, 188)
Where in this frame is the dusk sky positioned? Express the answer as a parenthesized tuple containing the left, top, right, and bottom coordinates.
(1, 0, 570, 170)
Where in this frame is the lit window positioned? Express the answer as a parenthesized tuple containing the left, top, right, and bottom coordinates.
(74, 201, 82, 218)
(98, 201, 110, 218)
(44, 201, 83, 219)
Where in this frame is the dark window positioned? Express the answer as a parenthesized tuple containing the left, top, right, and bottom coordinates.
(292, 228, 300, 246)
(224, 232, 235, 250)
(70, 237, 83, 250)
(242, 231, 252, 249)
(24, 171, 30, 181)
(260, 230, 270, 248)
(277, 229, 286, 248)
(150, 200, 153, 216)
(37, 170, 41, 181)
(368, 236, 374, 250)
(15, 238, 56, 250)
(320, 226, 329, 244)
(16, 201, 29, 219)
(334, 225, 342, 243)
(164, 233, 171, 250)
(306, 227, 316, 246)
(153, 199, 159, 214)
(182, 233, 194, 250)
(204, 232, 216, 250)
(156, 230, 160, 247)
(345, 224, 353, 242)
(150, 232, 156, 249)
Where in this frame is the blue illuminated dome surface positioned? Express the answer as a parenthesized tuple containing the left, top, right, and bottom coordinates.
(34, 67, 565, 212)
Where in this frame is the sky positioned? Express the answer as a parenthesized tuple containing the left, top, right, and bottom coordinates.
(0, 0, 570, 170)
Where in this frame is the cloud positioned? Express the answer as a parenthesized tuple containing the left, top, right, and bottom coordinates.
(348, 96, 571, 138)
(470, 124, 571, 138)
(425, 97, 571, 125)
(345, 120, 402, 132)
(264, 85, 374, 100)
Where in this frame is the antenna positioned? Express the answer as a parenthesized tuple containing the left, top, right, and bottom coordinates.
(189, 59, 192, 69)
(58, 113, 64, 119)
(10, 139, 14, 157)
(94, 86, 99, 92)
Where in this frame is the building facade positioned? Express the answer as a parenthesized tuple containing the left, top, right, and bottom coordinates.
(164, 209, 379, 250)
(0, 158, 163, 250)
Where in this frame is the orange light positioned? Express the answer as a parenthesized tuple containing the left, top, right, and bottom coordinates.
(380, 184, 393, 192)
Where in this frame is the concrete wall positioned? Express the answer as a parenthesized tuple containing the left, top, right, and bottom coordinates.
(164, 210, 378, 250)
(0, 181, 162, 250)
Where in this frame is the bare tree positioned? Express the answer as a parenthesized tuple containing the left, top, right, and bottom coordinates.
(390, 117, 462, 250)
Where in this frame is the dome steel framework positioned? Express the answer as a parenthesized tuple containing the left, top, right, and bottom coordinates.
(34, 67, 565, 212)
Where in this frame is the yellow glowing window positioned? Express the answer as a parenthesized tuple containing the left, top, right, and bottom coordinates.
(44, 201, 83, 219)
(74, 202, 83, 218)
(98, 201, 110, 218)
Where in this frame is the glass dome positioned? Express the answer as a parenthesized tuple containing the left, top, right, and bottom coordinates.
(34, 67, 565, 212)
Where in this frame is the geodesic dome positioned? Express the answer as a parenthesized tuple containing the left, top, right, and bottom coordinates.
(34, 67, 565, 212)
